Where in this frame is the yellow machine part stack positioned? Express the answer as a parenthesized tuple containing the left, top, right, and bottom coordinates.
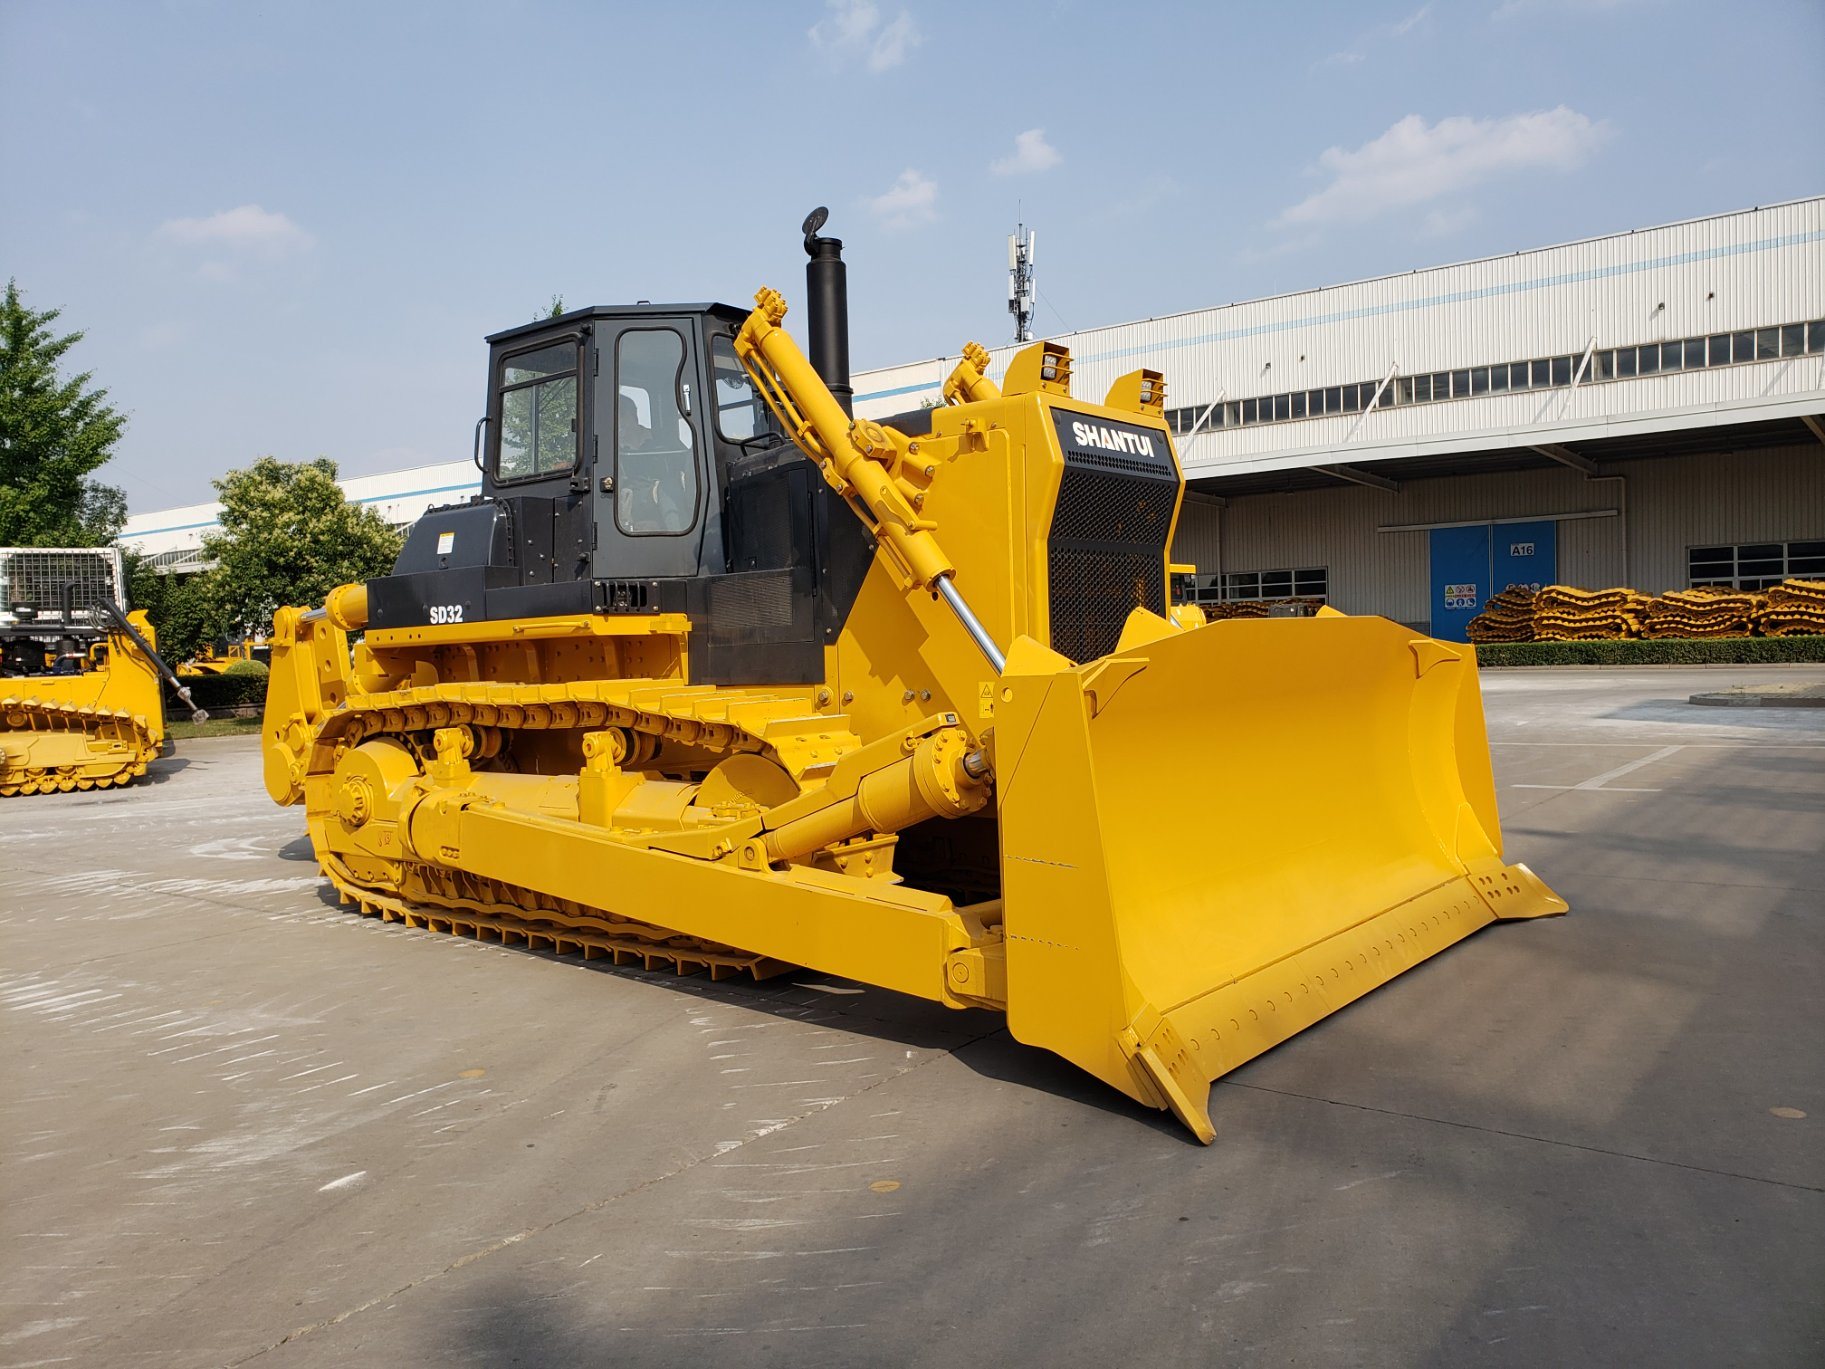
(263, 290, 1563, 1143)
(0, 611, 169, 796)
(180, 639, 261, 677)
(1758, 578, 1825, 636)
(1533, 584, 1652, 640)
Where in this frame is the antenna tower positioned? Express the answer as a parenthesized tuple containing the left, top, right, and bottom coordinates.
(1007, 223, 1036, 343)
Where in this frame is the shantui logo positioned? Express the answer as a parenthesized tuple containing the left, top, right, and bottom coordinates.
(1070, 420, 1155, 457)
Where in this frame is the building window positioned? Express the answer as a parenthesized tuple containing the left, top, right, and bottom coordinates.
(1159, 316, 1821, 440)
(1219, 567, 1329, 602)
(1688, 540, 1825, 591)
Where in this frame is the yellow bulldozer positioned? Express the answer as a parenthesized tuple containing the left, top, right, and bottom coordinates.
(179, 638, 267, 677)
(263, 212, 1563, 1142)
(1, 546, 204, 796)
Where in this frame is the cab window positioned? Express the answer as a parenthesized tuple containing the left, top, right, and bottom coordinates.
(496, 341, 578, 481)
(710, 334, 769, 441)
(615, 328, 700, 535)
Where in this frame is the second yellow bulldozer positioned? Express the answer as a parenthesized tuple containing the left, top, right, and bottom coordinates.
(263, 211, 1563, 1142)
(179, 638, 268, 677)
(2, 546, 204, 796)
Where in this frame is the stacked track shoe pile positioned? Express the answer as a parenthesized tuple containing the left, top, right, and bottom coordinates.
(1533, 585, 1651, 641)
(1467, 586, 1540, 643)
(1203, 600, 1269, 621)
(1205, 597, 1327, 621)
(1756, 578, 1825, 637)
(1642, 586, 1764, 639)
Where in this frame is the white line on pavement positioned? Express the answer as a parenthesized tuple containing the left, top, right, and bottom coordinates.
(1512, 744, 1685, 793)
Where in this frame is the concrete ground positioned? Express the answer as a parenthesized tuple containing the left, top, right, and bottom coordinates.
(2, 668, 1820, 1368)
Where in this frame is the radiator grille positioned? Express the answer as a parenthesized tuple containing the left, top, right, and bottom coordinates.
(706, 569, 796, 639)
(0, 547, 123, 620)
(1046, 466, 1173, 663)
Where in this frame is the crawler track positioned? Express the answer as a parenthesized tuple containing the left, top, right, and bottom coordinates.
(298, 678, 861, 979)
(0, 694, 159, 797)
(320, 853, 788, 980)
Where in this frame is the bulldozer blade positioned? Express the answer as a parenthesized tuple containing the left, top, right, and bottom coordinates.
(992, 614, 1565, 1144)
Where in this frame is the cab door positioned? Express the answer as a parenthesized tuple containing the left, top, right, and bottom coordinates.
(591, 317, 721, 580)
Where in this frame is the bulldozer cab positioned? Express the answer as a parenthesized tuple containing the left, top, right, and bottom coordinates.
(479, 305, 747, 581)
(368, 303, 871, 683)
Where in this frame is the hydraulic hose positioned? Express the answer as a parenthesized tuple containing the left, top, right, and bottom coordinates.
(101, 600, 208, 723)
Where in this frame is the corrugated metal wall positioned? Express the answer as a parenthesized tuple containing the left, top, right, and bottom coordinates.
(855, 200, 1825, 476)
(1173, 444, 1825, 627)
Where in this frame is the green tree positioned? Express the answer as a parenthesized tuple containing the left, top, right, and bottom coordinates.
(202, 457, 403, 632)
(0, 279, 128, 545)
(124, 552, 220, 665)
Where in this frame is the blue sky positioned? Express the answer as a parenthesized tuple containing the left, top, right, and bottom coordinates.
(3, 0, 1821, 512)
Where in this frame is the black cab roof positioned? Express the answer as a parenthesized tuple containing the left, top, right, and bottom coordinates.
(485, 302, 752, 346)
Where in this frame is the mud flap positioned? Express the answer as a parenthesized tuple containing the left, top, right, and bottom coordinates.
(991, 613, 1565, 1144)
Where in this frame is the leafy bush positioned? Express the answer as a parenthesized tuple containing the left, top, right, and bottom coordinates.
(223, 657, 269, 678)
(1476, 636, 1825, 667)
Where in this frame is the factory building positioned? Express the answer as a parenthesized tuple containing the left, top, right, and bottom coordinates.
(854, 198, 1825, 640)
(123, 199, 1825, 642)
(122, 462, 478, 577)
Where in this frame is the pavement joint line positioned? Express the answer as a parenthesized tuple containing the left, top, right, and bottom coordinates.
(1519, 870, 1821, 895)
(219, 1023, 1003, 1365)
(1487, 741, 1825, 749)
(1511, 784, 1661, 792)
(1512, 744, 1685, 793)
(1218, 1080, 1825, 1194)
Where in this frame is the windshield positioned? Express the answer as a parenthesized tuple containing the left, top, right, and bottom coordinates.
(710, 334, 776, 443)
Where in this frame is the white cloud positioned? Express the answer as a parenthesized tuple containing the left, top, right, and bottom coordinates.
(1493, 0, 1641, 17)
(1319, 50, 1366, 67)
(990, 128, 1062, 176)
(1421, 204, 1479, 237)
(811, 0, 878, 49)
(809, 0, 921, 72)
(869, 12, 919, 69)
(1277, 107, 1608, 226)
(159, 204, 314, 255)
(866, 168, 938, 228)
(1235, 230, 1321, 266)
(1392, 5, 1431, 34)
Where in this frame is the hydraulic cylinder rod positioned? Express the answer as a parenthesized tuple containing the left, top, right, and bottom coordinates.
(735, 288, 1007, 674)
(936, 577, 1006, 674)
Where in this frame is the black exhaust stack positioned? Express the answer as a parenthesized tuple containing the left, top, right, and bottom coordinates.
(802, 207, 853, 416)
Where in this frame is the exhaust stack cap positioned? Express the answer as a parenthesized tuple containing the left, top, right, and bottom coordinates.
(802, 205, 829, 252)
(801, 206, 853, 416)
